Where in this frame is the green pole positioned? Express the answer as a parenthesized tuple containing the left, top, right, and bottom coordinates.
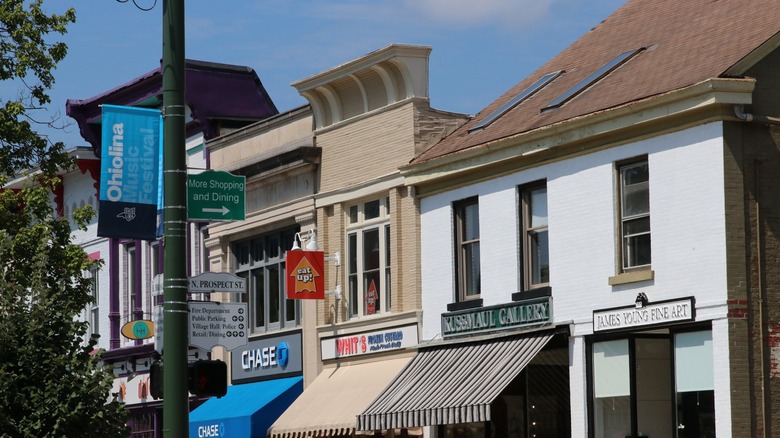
(162, 0, 187, 436)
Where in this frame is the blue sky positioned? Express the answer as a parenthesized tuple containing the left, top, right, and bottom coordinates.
(35, 0, 626, 148)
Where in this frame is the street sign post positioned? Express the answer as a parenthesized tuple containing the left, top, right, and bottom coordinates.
(188, 302, 247, 351)
(187, 170, 245, 221)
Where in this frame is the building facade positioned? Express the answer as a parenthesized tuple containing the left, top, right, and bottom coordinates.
(265, 44, 467, 438)
(64, 59, 278, 437)
(359, 0, 780, 437)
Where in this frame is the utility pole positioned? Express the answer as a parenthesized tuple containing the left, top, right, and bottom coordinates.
(161, 0, 188, 436)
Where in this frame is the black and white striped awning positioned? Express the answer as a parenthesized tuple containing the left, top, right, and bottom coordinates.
(357, 330, 554, 431)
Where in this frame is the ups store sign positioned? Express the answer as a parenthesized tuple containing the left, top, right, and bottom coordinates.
(441, 297, 552, 338)
(230, 331, 302, 384)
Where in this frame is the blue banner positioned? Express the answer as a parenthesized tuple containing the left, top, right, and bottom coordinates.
(98, 105, 163, 240)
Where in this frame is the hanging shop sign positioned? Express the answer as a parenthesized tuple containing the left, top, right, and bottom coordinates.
(98, 104, 163, 240)
(321, 324, 418, 360)
(593, 297, 695, 332)
(441, 297, 552, 339)
(121, 319, 155, 340)
(285, 250, 325, 299)
(231, 331, 303, 384)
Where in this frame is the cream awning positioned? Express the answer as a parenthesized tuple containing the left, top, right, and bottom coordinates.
(268, 355, 412, 438)
(357, 330, 554, 430)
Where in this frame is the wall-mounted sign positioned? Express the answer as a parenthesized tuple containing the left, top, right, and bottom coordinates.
(121, 319, 155, 340)
(441, 297, 552, 339)
(231, 331, 302, 384)
(593, 297, 695, 332)
(189, 272, 246, 294)
(188, 302, 247, 351)
(321, 324, 418, 360)
(285, 250, 325, 299)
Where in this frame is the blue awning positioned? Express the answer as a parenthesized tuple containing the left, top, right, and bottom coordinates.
(190, 376, 302, 438)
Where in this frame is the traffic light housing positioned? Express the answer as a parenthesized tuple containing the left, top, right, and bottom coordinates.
(188, 360, 227, 397)
(150, 360, 163, 400)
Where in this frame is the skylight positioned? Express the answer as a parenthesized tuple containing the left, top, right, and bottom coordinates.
(542, 48, 644, 111)
(469, 71, 562, 131)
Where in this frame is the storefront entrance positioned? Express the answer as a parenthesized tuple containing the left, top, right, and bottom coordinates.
(437, 334, 570, 438)
(589, 329, 714, 438)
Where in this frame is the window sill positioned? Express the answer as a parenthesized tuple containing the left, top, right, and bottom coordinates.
(512, 287, 551, 301)
(608, 269, 654, 286)
(447, 299, 483, 312)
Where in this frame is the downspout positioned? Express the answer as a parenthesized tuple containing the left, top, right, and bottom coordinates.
(734, 104, 780, 125)
(754, 160, 770, 438)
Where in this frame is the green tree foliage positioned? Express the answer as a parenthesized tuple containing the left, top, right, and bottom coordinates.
(0, 1, 128, 436)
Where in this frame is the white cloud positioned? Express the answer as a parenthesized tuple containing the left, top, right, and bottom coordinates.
(403, 0, 553, 29)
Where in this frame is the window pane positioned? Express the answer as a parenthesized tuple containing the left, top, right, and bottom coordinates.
(530, 230, 549, 284)
(593, 339, 631, 438)
(253, 270, 265, 328)
(530, 188, 548, 227)
(363, 270, 381, 315)
(268, 266, 280, 324)
(462, 202, 480, 241)
(622, 163, 649, 217)
(364, 199, 380, 220)
(348, 233, 358, 317)
(385, 225, 391, 312)
(349, 205, 358, 224)
(636, 338, 672, 437)
(675, 331, 713, 392)
(266, 234, 279, 260)
(624, 229, 651, 268)
(463, 242, 480, 297)
(363, 229, 380, 271)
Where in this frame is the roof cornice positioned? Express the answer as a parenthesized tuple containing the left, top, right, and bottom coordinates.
(402, 78, 755, 194)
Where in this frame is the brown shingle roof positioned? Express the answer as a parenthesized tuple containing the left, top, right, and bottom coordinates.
(412, 0, 780, 164)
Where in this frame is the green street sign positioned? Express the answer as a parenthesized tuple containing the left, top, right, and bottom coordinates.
(187, 170, 246, 221)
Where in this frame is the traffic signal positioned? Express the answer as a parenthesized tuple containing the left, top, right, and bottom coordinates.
(149, 360, 163, 400)
(188, 360, 227, 397)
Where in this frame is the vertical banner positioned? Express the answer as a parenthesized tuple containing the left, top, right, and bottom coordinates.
(98, 105, 163, 240)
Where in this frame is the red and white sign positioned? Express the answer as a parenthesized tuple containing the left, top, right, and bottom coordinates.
(321, 324, 419, 360)
(366, 279, 378, 314)
(285, 250, 325, 299)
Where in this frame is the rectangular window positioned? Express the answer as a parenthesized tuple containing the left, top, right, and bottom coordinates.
(347, 197, 391, 318)
(590, 331, 712, 438)
(86, 265, 100, 342)
(520, 183, 549, 289)
(454, 198, 480, 301)
(124, 244, 140, 325)
(619, 160, 650, 270)
(234, 229, 299, 333)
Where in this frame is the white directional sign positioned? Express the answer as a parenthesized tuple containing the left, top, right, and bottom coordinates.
(189, 302, 247, 351)
(189, 272, 246, 294)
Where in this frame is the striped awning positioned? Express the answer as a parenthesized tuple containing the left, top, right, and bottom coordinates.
(268, 356, 413, 438)
(357, 330, 554, 431)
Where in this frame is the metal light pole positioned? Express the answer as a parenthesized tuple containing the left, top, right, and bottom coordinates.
(161, 0, 188, 436)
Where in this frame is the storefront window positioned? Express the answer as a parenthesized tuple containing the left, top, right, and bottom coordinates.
(674, 331, 715, 437)
(592, 339, 631, 437)
(590, 330, 714, 438)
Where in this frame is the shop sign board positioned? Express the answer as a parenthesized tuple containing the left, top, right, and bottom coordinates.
(189, 302, 247, 351)
(121, 319, 155, 340)
(187, 170, 245, 221)
(593, 297, 695, 332)
(189, 271, 246, 294)
(230, 331, 303, 384)
(321, 324, 418, 360)
(285, 250, 325, 299)
(441, 297, 552, 339)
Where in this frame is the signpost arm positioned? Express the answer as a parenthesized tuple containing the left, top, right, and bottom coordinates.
(162, 0, 188, 436)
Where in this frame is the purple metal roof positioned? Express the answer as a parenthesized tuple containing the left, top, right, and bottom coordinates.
(66, 59, 278, 156)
